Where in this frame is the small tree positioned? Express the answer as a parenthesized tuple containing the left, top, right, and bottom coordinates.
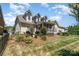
(30, 26, 34, 35)
(40, 26, 47, 41)
(40, 26, 47, 35)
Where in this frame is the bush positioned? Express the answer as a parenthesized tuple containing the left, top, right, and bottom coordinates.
(57, 33, 60, 35)
(25, 33, 30, 37)
(41, 35, 47, 41)
(40, 27, 47, 36)
(76, 31, 79, 35)
(16, 34, 25, 42)
(30, 26, 34, 35)
(35, 31, 40, 35)
(68, 25, 79, 35)
(16, 34, 32, 44)
(26, 31, 31, 35)
(60, 32, 69, 36)
(26, 31, 33, 37)
(25, 36, 32, 44)
(69, 31, 79, 35)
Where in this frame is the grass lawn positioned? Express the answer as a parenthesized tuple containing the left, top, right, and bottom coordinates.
(2, 35, 79, 56)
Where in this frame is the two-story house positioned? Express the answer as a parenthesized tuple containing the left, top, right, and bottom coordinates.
(14, 10, 67, 35)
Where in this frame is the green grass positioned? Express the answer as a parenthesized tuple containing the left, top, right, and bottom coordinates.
(22, 35, 79, 55)
(33, 35, 79, 55)
(43, 35, 79, 50)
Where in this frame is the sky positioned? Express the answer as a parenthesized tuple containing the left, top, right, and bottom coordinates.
(0, 3, 77, 27)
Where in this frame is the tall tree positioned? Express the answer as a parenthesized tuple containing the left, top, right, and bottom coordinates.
(69, 3, 79, 24)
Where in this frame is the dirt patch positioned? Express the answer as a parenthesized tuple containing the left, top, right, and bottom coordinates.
(32, 36, 55, 46)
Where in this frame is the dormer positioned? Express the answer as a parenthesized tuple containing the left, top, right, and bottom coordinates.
(33, 13, 41, 23)
(41, 16, 47, 22)
(23, 10, 32, 22)
(36, 13, 41, 22)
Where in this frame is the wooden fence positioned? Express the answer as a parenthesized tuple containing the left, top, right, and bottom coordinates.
(0, 33, 9, 55)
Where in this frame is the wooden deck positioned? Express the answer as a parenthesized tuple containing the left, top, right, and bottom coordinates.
(0, 33, 9, 55)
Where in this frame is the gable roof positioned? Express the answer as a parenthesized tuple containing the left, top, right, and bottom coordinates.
(20, 22, 35, 27)
(15, 10, 66, 30)
(54, 20, 67, 30)
(46, 20, 66, 29)
(17, 15, 26, 23)
(15, 15, 35, 27)
(15, 15, 66, 29)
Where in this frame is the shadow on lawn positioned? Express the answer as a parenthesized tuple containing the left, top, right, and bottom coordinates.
(56, 49, 79, 56)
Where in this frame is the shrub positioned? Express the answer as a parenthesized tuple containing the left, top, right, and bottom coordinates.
(60, 32, 69, 36)
(68, 25, 79, 35)
(70, 31, 79, 35)
(35, 31, 40, 35)
(25, 33, 30, 37)
(30, 26, 34, 35)
(40, 26, 47, 36)
(57, 33, 60, 35)
(26, 31, 33, 37)
(76, 31, 79, 35)
(26, 31, 31, 35)
(16, 34, 25, 42)
(16, 34, 32, 44)
(41, 35, 47, 41)
(25, 36, 32, 44)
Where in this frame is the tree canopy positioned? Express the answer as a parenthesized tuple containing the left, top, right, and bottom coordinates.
(69, 3, 79, 24)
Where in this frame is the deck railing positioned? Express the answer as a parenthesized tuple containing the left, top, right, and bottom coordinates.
(0, 33, 9, 55)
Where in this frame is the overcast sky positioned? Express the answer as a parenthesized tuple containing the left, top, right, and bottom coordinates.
(0, 3, 77, 27)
